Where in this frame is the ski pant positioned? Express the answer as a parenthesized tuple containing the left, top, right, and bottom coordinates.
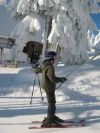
(46, 91, 56, 118)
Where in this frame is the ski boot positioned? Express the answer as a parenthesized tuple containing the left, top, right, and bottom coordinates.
(41, 117, 63, 127)
(53, 115, 64, 123)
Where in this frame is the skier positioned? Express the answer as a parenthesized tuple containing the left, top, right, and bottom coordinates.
(34, 51, 67, 127)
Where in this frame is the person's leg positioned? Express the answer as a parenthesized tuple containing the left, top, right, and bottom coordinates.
(46, 91, 64, 122)
(46, 91, 56, 118)
(41, 91, 63, 127)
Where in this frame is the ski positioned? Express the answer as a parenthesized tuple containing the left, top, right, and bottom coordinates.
(29, 119, 85, 129)
(29, 122, 85, 129)
(32, 119, 85, 124)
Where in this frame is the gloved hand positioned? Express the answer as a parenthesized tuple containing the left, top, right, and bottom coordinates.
(61, 77, 67, 83)
(34, 67, 39, 74)
(34, 66, 42, 74)
(32, 63, 39, 68)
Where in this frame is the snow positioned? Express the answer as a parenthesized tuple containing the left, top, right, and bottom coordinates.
(0, 0, 99, 64)
(0, 6, 15, 36)
(0, 1, 100, 132)
(87, 30, 100, 51)
(10, 14, 45, 62)
(0, 53, 100, 133)
(0, 0, 6, 5)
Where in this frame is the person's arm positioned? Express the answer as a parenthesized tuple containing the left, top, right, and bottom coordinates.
(46, 65, 62, 83)
(47, 65, 67, 83)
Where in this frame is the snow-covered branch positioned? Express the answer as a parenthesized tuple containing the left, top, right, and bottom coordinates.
(1, 0, 99, 64)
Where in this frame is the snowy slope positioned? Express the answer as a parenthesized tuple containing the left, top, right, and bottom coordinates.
(0, 53, 100, 133)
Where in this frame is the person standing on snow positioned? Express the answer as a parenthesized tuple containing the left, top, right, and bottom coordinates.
(34, 51, 67, 127)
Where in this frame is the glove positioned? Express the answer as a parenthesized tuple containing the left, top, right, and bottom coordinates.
(34, 67, 39, 74)
(32, 63, 39, 68)
(61, 77, 67, 83)
(34, 66, 42, 74)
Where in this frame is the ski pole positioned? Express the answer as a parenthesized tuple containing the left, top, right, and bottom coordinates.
(30, 73, 44, 105)
(56, 51, 100, 89)
(30, 78, 36, 106)
(37, 74, 44, 101)
(65, 51, 100, 78)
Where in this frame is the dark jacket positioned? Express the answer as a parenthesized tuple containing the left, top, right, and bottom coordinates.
(35, 61, 62, 92)
(42, 61, 63, 92)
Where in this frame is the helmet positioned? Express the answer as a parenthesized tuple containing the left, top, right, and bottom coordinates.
(45, 51, 56, 58)
(43, 51, 57, 61)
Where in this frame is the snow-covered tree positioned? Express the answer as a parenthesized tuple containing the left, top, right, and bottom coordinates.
(0, 0, 7, 5)
(88, 30, 100, 52)
(94, 31, 100, 49)
(0, 0, 100, 64)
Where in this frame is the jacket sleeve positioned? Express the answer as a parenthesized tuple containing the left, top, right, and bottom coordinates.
(46, 65, 62, 83)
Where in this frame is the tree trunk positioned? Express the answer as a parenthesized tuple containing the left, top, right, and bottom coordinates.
(42, 16, 52, 59)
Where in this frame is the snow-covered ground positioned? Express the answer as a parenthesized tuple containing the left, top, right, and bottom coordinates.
(0, 54, 100, 133)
